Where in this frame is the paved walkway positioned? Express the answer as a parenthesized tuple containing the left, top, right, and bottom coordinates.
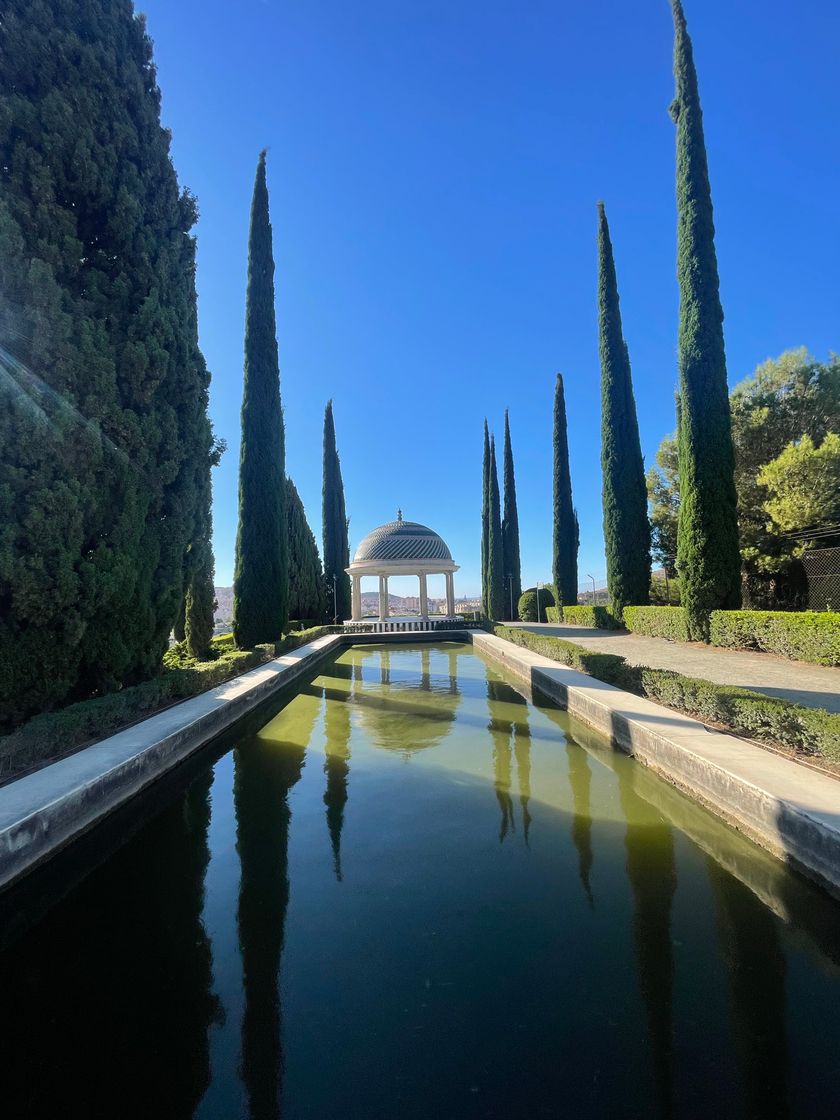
(512, 624, 840, 713)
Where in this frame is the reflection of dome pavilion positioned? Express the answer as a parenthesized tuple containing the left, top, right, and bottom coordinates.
(346, 510, 459, 622)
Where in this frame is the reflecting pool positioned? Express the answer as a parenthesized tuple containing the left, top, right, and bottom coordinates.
(2, 642, 840, 1119)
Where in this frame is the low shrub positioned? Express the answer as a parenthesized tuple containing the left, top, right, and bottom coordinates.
(623, 606, 690, 642)
(545, 606, 561, 623)
(518, 586, 555, 623)
(1, 625, 337, 781)
(561, 605, 621, 630)
(491, 624, 840, 764)
(709, 610, 840, 667)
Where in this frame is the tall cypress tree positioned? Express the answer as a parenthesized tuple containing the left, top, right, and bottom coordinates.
(481, 419, 491, 615)
(670, 0, 741, 638)
(0, 1, 216, 724)
(322, 400, 352, 622)
(232, 151, 288, 647)
(286, 477, 327, 622)
(501, 410, 522, 621)
(597, 202, 651, 617)
(552, 374, 578, 607)
(487, 435, 505, 620)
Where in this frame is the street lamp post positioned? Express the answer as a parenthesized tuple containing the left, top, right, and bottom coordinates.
(506, 573, 513, 621)
(536, 581, 541, 623)
(587, 573, 597, 605)
(332, 573, 337, 625)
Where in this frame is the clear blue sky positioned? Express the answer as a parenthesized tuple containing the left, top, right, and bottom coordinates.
(141, 0, 838, 598)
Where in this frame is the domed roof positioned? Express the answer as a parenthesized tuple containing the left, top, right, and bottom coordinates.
(354, 512, 452, 563)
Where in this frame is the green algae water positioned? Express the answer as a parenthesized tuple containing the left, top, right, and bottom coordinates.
(2, 642, 840, 1120)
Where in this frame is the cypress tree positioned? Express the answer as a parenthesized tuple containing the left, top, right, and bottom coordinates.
(501, 410, 522, 620)
(487, 435, 505, 620)
(481, 419, 491, 615)
(322, 401, 352, 622)
(552, 374, 578, 607)
(670, 0, 741, 638)
(0, 1, 216, 724)
(232, 151, 288, 647)
(286, 477, 327, 622)
(597, 202, 651, 617)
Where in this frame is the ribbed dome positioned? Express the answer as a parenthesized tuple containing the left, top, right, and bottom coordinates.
(354, 516, 452, 563)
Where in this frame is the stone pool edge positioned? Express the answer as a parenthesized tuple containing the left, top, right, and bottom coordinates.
(2, 628, 839, 898)
(472, 631, 840, 899)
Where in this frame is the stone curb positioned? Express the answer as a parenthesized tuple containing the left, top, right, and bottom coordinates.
(472, 631, 840, 898)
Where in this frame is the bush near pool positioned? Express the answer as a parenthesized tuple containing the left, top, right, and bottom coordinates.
(492, 624, 840, 763)
(623, 606, 691, 643)
(518, 586, 555, 623)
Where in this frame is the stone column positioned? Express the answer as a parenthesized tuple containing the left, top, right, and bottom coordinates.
(379, 575, 389, 622)
(445, 571, 455, 616)
(351, 574, 362, 621)
(419, 572, 429, 622)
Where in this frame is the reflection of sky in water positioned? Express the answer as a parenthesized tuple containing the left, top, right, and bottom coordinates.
(2, 642, 840, 1120)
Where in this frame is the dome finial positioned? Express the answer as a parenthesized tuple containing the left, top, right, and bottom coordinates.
(397, 508, 403, 522)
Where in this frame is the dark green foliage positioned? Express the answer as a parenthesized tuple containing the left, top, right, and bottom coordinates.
(492, 625, 840, 762)
(487, 436, 505, 619)
(481, 419, 491, 615)
(561, 605, 621, 630)
(670, 0, 741, 638)
(0, 1, 216, 726)
(286, 477, 327, 623)
(623, 606, 691, 643)
(518, 586, 555, 623)
(501, 410, 522, 621)
(597, 203, 651, 616)
(0, 626, 335, 781)
(552, 374, 578, 606)
(708, 610, 840, 666)
(232, 152, 288, 647)
(322, 400, 352, 622)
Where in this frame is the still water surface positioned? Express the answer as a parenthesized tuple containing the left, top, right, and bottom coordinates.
(2, 642, 840, 1119)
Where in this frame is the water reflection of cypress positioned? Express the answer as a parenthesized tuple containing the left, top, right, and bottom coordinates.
(324, 661, 352, 881)
(707, 858, 789, 1119)
(234, 736, 307, 1120)
(620, 782, 676, 1120)
(486, 677, 533, 843)
(0, 771, 217, 1118)
(566, 743, 594, 906)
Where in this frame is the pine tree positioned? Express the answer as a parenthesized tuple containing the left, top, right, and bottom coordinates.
(322, 401, 352, 622)
(597, 202, 651, 618)
(552, 374, 578, 607)
(501, 410, 522, 620)
(232, 151, 288, 647)
(286, 478, 327, 622)
(670, 0, 741, 638)
(0, 1, 216, 724)
(481, 420, 491, 615)
(487, 435, 505, 620)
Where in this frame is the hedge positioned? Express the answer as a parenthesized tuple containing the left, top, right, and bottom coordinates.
(545, 606, 561, 623)
(518, 586, 555, 623)
(561, 605, 621, 629)
(0, 626, 336, 781)
(623, 606, 840, 666)
(623, 606, 691, 642)
(708, 610, 840, 667)
(492, 624, 840, 764)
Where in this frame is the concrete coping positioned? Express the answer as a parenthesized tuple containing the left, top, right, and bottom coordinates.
(1, 628, 839, 901)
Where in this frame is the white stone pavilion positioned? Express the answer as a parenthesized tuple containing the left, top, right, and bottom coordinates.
(346, 511, 459, 623)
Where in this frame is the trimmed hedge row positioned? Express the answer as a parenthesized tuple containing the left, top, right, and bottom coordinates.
(560, 605, 621, 629)
(708, 610, 840, 666)
(492, 624, 840, 763)
(0, 626, 336, 781)
(623, 606, 691, 642)
(623, 606, 840, 666)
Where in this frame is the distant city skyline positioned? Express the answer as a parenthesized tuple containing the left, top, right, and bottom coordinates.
(142, 0, 839, 596)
